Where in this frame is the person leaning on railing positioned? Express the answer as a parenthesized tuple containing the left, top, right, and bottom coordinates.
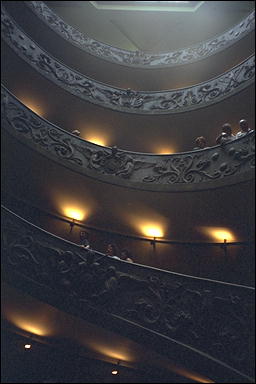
(79, 231, 91, 249)
(193, 136, 209, 150)
(121, 249, 134, 263)
(216, 123, 236, 145)
(236, 119, 254, 138)
(106, 243, 121, 260)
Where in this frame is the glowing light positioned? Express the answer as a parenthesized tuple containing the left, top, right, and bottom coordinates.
(24, 344, 31, 349)
(19, 98, 44, 117)
(111, 370, 118, 375)
(92, 344, 132, 362)
(8, 317, 49, 337)
(141, 225, 164, 238)
(63, 207, 85, 221)
(85, 135, 107, 147)
(200, 227, 236, 242)
(155, 147, 174, 155)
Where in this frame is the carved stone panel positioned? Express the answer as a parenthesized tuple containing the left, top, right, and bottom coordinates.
(1, 5, 255, 114)
(26, 1, 255, 68)
(1, 206, 255, 381)
(2, 85, 255, 192)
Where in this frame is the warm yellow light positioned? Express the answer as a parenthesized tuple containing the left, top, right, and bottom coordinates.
(24, 344, 31, 349)
(200, 227, 236, 242)
(63, 207, 85, 221)
(141, 225, 164, 238)
(20, 98, 44, 117)
(111, 370, 118, 375)
(155, 147, 174, 155)
(9, 317, 48, 336)
(85, 135, 107, 147)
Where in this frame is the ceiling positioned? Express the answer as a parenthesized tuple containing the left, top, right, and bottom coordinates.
(45, 1, 254, 52)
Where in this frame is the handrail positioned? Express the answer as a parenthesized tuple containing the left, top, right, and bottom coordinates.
(25, 1, 255, 68)
(2, 84, 255, 192)
(1, 4, 255, 115)
(1, 205, 255, 383)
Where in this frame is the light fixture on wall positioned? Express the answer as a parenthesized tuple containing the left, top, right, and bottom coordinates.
(199, 227, 235, 242)
(63, 207, 85, 233)
(111, 369, 118, 375)
(69, 218, 75, 233)
(24, 344, 32, 349)
(220, 238, 228, 257)
(111, 360, 120, 375)
(142, 226, 164, 253)
(150, 236, 157, 251)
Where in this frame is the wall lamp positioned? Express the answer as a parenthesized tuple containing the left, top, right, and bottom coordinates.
(220, 238, 228, 256)
(69, 218, 75, 233)
(150, 236, 157, 251)
(111, 360, 120, 375)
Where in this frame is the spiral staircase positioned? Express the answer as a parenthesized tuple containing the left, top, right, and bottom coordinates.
(1, 1, 255, 382)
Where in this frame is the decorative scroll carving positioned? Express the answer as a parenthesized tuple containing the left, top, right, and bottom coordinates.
(2, 85, 255, 192)
(1, 5, 255, 115)
(25, 1, 255, 68)
(1, 206, 255, 381)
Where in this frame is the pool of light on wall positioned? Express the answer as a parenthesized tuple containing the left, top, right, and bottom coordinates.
(63, 207, 86, 221)
(200, 227, 236, 242)
(140, 224, 164, 238)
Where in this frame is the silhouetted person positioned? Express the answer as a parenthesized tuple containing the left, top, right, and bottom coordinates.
(193, 136, 208, 150)
(106, 243, 120, 260)
(236, 119, 253, 138)
(121, 249, 134, 263)
(216, 123, 235, 145)
(79, 231, 90, 249)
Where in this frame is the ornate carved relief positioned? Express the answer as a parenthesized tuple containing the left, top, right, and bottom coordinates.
(1, 206, 255, 380)
(2, 85, 255, 192)
(1, 5, 255, 115)
(25, 1, 255, 68)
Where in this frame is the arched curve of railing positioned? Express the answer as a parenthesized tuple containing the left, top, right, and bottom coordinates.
(25, 1, 255, 69)
(1, 5, 255, 115)
(2, 85, 255, 192)
(1, 205, 255, 383)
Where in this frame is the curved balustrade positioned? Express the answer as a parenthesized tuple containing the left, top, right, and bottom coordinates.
(1, 206, 255, 383)
(25, 1, 255, 69)
(1, 5, 255, 115)
(2, 85, 255, 192)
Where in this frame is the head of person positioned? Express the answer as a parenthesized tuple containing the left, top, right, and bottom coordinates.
(222, 123, 232, 136)
(239, 119, 249, 132)
(121, 249, 131, 259)
(80, 231, 90, 247)
(106, 243, 118, 256)
(72, 129, 81, 136)
(195, 136, 206, 149)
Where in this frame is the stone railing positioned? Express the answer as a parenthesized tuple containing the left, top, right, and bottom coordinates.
(1, 206, 255, 383)
(25, 1, 255, 68)
(1, 5, 255, 115)
(2, 85, 255, 192)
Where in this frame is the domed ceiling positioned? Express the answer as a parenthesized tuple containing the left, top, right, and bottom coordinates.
(45, 1, 254, 52)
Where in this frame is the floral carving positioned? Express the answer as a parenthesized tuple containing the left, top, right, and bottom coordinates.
(1, 87, 83, 166)
(25, 1, 255, 68)
(1, 207, 255, 380)
(2, 85, 255, 191)
(1, 5, 255, 115)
